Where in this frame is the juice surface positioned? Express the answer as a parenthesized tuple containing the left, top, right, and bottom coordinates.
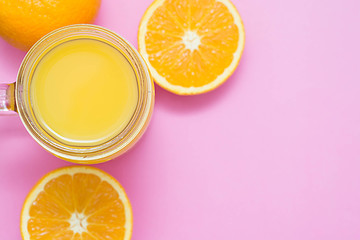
(30, 38, 138, 146)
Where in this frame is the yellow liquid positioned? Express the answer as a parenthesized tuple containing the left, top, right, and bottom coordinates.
(30, 39, 138, 146)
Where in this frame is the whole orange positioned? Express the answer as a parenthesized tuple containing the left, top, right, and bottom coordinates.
(0, 0, 101, 51)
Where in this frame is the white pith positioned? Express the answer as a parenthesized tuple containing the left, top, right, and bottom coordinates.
(182, 30, 201, 51)
(69, 212, 88, 234)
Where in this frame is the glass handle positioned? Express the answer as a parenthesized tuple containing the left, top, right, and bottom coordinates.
(0, 83, 16, 115)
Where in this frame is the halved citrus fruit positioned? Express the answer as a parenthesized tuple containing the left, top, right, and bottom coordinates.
(21, 166, 132, 240)
(138, 0, 245, 95)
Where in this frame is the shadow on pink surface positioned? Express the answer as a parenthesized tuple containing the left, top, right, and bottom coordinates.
(0, 39, 25, 83)
(0, 116, 26, 137)
(154, 51, 247, 113)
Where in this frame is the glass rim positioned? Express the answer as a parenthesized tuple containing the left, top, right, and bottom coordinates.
(15, 24, 154, 163)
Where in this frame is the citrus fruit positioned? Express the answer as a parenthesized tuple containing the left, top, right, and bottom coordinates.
(138, 0, 245, 95)
(21, 166, 132, 240)
(0, 0, 101, 50)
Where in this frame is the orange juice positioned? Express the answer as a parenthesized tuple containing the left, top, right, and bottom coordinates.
(30, 38, 138, 146)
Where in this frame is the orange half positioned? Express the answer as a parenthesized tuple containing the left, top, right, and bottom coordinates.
(138, 0, 245, 95)
(21, 166, 132, 240)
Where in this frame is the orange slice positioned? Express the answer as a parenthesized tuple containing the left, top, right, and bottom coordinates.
(138, 0, 245, 95)
(21, 166, 132, 240)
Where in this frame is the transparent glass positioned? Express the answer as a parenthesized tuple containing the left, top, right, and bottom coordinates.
(0, 24, 154, 163)
(0, 83, 16, 114)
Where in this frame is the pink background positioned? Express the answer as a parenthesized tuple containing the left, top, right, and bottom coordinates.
(1, 0, 360, 239)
